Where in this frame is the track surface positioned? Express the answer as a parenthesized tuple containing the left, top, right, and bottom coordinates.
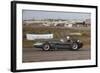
(22, 47, 90, 63)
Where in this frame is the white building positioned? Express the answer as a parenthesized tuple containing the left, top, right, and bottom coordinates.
(26, 33, 53, 40)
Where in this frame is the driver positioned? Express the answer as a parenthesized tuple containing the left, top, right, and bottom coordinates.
(66, 36, 70, 42)
(66, 36, 70, 40)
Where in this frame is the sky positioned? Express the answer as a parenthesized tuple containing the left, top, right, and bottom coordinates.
(22, 10, 91, 21)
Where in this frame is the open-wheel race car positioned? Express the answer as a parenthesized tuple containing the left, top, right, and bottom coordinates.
(33, 36, 83, 51)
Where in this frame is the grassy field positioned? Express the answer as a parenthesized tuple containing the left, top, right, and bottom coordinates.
(23, 26, 91, 49)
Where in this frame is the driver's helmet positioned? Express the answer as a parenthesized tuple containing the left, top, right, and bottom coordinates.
(66, 36, 70, 40)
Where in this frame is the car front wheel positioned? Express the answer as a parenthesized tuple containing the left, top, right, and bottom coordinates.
(42, 43, 50, 51)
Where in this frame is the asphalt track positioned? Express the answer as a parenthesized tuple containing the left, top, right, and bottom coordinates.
(22, 48, 90, 63)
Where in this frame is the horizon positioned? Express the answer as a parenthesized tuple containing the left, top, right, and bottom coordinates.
(22, 10, 91, 21)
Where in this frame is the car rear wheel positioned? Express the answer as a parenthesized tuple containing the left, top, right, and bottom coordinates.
(42, 43, 50, 51)
(71, 43, 79, 51)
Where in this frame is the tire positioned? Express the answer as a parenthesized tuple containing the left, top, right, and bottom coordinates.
(71, 42, 80, 51)
(42, 43, 50, 51)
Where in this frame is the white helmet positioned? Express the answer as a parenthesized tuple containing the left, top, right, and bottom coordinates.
(66, 36, 70, 40)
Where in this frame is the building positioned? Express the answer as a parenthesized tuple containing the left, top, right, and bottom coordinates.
(23, 19, 90, 28)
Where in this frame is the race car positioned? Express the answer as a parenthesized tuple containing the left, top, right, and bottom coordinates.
(33, 36, 83, 51)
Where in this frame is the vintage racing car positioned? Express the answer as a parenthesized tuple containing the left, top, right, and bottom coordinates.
(33, 36, 83, 51)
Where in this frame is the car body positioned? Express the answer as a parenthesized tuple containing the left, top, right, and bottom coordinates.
(33, 38, 83, 51)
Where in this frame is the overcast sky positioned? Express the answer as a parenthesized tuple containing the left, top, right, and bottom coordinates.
(22, 10, 91, 21)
